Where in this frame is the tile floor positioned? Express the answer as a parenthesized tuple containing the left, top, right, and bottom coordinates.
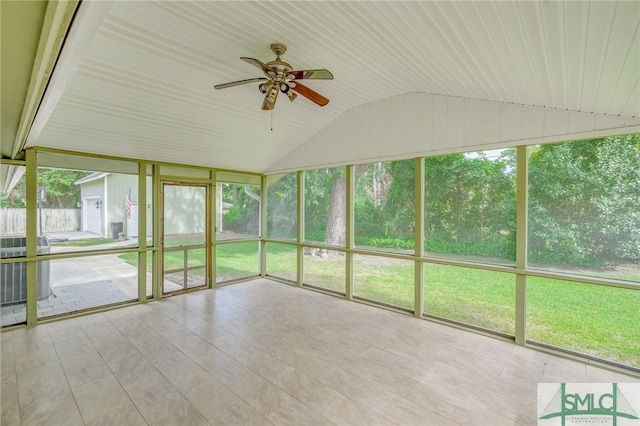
(1, 279, 637, 425)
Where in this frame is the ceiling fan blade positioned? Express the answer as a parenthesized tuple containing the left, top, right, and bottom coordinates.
(291, 82, 329, 106)
(262, 83, 280, 110)
(289, 69, 334, 80)
(241, 57, 270, 74)
(214, 77, 267, 90)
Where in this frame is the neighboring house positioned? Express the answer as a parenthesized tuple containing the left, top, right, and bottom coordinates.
(75, 173, 152, 238)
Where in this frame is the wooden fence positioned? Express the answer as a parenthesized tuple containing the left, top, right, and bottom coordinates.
(1, 209, 81, 234)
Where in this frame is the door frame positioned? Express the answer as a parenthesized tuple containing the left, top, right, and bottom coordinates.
(160, 181, 211, 295)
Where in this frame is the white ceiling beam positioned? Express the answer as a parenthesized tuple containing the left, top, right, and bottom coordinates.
(23, 0, 113, 151)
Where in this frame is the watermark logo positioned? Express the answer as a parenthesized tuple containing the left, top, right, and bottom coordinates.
(538, 383, 640, 426)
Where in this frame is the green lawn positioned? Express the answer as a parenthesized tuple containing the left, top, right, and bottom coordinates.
(119, 241, 640, 368)
(119, 240, 259, 283)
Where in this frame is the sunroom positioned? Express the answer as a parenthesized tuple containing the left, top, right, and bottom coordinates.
(1, 1, 639, 424)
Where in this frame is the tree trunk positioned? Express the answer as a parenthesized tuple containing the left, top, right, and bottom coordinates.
(324, 175, 347, 247)
(322, 165, 367, 256)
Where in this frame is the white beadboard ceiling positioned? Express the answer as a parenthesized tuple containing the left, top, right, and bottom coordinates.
(21, 0, 640, 173)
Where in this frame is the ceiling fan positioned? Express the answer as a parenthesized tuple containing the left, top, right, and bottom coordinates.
(214, 43, 334, 110)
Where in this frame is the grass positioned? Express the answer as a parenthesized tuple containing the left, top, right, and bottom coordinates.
(119, 239, 640, 368)
(119, 240, 259, 283)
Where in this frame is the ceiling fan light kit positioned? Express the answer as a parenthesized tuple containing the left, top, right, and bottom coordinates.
(215, 43, 333, 110)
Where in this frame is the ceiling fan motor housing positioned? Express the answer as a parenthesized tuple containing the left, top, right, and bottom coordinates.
(214, 42, 333, 109)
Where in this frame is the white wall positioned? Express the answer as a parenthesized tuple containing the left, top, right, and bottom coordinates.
(267, 92, 640, 173)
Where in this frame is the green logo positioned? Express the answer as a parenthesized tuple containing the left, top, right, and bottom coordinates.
(538, 383, 639, 426)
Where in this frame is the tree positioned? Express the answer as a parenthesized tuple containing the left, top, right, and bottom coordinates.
(382, 159, 415, 239)
(323, 165, 367, 248)
(37, 169, 90, 208)
(221, 183, 260, 235)
(528, 135, 640, 266)
(424, 152, 516, 259)
(1, 168, 89, 208)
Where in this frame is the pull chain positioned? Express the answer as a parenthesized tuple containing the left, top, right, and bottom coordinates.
(271, 110, 273, 131)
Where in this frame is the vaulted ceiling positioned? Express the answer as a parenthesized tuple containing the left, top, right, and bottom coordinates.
(3, 1, 639, 173)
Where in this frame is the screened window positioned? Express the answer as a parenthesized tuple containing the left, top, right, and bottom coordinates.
(304, 250, 345, 294)
(266, 242, 297, 283)
(38, 255, 137, 320)
(354, 160, 415, 254)
(423, 265, 515, 335)
(216, 241, 259, 284)
(304, 167, 345, 246)
(267, 173, 297, 240)
(217, 182, 260, 241)
(424, 150, 516, 264)
(528, 136, 640, 282)
(527, 277, 639, 369)
(1, 164, 27, 325)
(353, 254, 413, 310)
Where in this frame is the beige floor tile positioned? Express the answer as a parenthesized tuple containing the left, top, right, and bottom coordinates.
(378, 395, 459, 426)
(84, 401, 147, 426)
(487, 389, 538, 426)
(194, 347, 253, 383)
(90, 332, 140, 363)
(83, 321, 123, 341)
(585, 364, 640, 382)
(106, 350, 158, 388)
(52, 334, 98, 359)
(180, 374, 241, 419)
(184, 318, 233, 344)
(13, 344, 59, 372)
(71, 374, 135, 423)
(15, 357, 64, 388)
(324, 397, 397, 426)
(267, 398, 334, 425)
(1, 344, 15, 372)
(45, 318, 82, 340)
(290, 384, 346, 416)
(60, 351, 114, 388)
(1, 401, 20, 426)
(208, 398, 274, 425)
(76, 312, 110, 332)
(211, 332, 258, 357)
(22, 405, 84, 426)
(123, 369, 203, 424)
(272, 369, 320, 392)
(372, 367, 443, 411)
(236, 348, 296, 381)
(151, 350, 205, 388)
(18, 382, 78, 425)
(17, 375, 73, 409)
(315, 367, 397, 414)
(286, 351, 341, 384)
(225, 370, 298, 417)
(128, 332, 180, 363)
(172, 332, 220, 359)
(150, 403, 209, 426)
(1, 370, 19, 408)
(272, 370, 346, 414)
